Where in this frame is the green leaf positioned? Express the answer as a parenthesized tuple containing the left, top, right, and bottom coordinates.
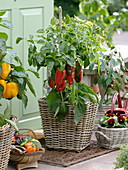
(0, 11, 6, 16)
(6, 49, 17, 58)
(69, 83, 75, 104)
(74, 101, 86, 125)
(12, 70, 27, 78)
(37, 29, 44, 33)
(54, 106, 60, 118)
(84, 92, 98, 103)
(22, 94, 28, 108)
(0, 113, 5, 127)
(32, 140, 42, 148)
(14, 56, 22, 65)
(0, 32, 8, 40)
(47, 62, 54, 73)
(27, 69, 40, 78)
(16, 37, 23, 44)
(4, 102, 11, 119)
(25, 78, 36, 97)
(51, 17, 56, 25)
(5, 119, 18, 131)
(2, 20, 13, 29)
(56, 103, 68, 123)
(0, 84, 4, 99)
(46, 89, 61, 112)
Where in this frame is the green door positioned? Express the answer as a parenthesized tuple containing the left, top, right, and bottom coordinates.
(0, 0, 54, 130)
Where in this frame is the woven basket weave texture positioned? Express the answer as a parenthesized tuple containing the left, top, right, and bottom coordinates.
(95, 125, 128, 149)
(38, 98, 98, 152)
(0, 124, 14, 170)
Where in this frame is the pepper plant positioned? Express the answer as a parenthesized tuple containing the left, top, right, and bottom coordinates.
(0, 11, 38, 128)
(22, 14, 108, 124)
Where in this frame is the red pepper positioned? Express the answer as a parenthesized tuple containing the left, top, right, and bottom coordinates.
(55, 69, 66, 86)
(48, 77, 55, 88)
(56, 80, 66, 92)
(66, 74, 74, 85)
(75, 70, 83, 83)
(72, 66, 75, 72)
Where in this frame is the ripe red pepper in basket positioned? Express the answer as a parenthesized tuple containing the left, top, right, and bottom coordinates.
(55, 69, 66, 86)
(56, 80, 66, 92)
(66, 74, 74, 85)
(48, 77, 55, 88)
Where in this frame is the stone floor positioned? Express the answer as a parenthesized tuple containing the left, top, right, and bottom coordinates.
(8, 31, 128, 170)
(8, 150, 122, 170)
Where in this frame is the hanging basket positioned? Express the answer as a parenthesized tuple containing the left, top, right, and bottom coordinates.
(0, 123, 15, 170)
(38, 98, 98, 152)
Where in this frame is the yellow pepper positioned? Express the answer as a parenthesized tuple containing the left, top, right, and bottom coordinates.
(31, 139, 41, 151)
(0, 79, 6, 96)
(0, 62, 12, 79)
(3, 82, 18, 99)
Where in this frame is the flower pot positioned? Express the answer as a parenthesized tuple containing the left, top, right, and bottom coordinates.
(95, 125, 128, 149)
(38, 98, 98, 152)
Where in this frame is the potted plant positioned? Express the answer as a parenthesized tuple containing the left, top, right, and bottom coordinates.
(89, 47, 128, 103)
(0, 11, 37, 169)
(21, 13, 109, 152)
(79, 0, 128, 104)
(95, 92, 128, 149)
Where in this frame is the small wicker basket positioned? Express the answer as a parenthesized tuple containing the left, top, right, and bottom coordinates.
(38, 98, 98, 152)
(10, 150, 45, 170)
(95, 125, 128, 149)
(0, 123, 15, 170)
(10, 128, 45, 170)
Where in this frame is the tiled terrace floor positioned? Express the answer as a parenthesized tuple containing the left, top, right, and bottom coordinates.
(8, 31, 128, 170)
(8, 150, 122, 170)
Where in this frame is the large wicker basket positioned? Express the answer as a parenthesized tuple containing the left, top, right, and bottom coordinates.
(38, 98, 98, 152)
(95, 125, 128, 149)
(0, 123, 15, 170)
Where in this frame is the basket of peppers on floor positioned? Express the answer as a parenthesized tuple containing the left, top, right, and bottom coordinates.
(10, 129, 45, 164)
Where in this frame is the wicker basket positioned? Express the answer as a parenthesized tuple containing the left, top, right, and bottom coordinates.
(95, 125, 128, 149)
(10, 128, 45, 170)
(10, 150, 45, 170)
(38, 98, 98, 152)
(0, 123, 15, 170)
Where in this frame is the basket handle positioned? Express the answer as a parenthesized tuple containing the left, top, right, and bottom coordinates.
(123, 100, 128, 109)
(111, 93, 122, 113)
(95, 131, 111, 143)
(18, 128, 37, 139)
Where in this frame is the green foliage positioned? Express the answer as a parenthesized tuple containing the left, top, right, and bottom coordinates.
(0, 102, 18, 130)
(99, 115, 128, 128)
(0, 11, 39, 128)
(114, 142, 128, 170)
(79, 0, 128, 47)
(27, 15, 100, 124)
(0, 11, 38, 108)
(90, 48, 128, 102)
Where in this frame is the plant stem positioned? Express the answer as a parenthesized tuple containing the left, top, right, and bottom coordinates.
(60, 91, 64, 102)
(59, 6, 62, 31)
